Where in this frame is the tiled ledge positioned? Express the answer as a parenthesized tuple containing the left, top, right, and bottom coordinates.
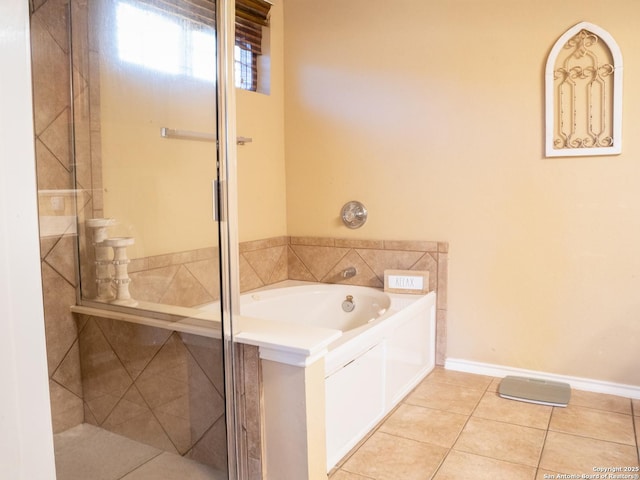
(71, 301, 222, 339)
(71, 297, 342, 367)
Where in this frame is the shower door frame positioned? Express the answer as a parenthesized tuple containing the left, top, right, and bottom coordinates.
(216, 0, 243, 477)
(64, 0, 245, 476)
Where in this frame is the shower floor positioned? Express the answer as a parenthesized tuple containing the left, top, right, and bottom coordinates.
(54, 424, 227, 480)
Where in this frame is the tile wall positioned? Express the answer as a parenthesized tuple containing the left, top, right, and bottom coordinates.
(75, 315, 233, 473)
(31, 0, 86, 433)
(127, 247, 222, 307)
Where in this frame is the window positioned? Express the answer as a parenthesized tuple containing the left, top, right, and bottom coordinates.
(114, 0, 271, 91)
(116, 1, 216, 82)
(235, 44, 254, 90)
(235, 0, 272, 92)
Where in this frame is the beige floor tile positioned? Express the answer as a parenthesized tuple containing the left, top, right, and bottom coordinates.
(426, 367, 494, 390)
(536, 470, 563, 480)
(453, 417, 545, 467)
(549, 404, 636, 445)
(379, 403, 468, 448)
(473, 391, 552, 429)
(569, 389, 632, 414)
(487, 377, 502, 392)
(636, 416, 640, 455)
(405, 379, 485, 415)
(633, 398, 640, 415)
(330, 470, 375, 480)
(540, 431, 639, 474)
(341, 431, 448, 480)
(120, 452, 226, 480)
(433, 450, 536, 480)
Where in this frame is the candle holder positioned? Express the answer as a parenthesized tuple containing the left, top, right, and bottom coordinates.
(86, 218, 116, 301)
(103, 237, 137, 306)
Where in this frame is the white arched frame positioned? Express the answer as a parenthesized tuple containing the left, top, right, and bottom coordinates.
(545, 22, 623, 157)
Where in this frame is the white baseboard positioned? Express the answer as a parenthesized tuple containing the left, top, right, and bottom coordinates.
(445, 358, 640, 400)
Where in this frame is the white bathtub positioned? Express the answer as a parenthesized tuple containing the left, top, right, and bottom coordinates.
(240, 283, 391, 334)
(223, 281, 437, 471)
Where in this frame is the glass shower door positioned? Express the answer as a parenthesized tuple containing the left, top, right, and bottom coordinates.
(59, 0, 235, 477)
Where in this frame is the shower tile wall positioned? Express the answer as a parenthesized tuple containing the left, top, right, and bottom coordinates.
(128, 247, 223, 307)
(76, 317, 228, 470)
(75, 312, 262, 477)
(31, 0, 86, 434)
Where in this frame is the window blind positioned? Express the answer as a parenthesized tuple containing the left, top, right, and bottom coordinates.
(136, 0, 216, 27)
(130, 0, 271, 91)
(235, 0, 271, 90)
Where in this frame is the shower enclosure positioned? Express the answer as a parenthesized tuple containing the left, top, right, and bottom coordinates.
(31, 0, 246, 477)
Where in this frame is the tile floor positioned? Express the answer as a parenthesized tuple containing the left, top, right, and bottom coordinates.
(54, 369, 640, 480)
(330, 368, 640, 480)
(54, 424, 226, 480)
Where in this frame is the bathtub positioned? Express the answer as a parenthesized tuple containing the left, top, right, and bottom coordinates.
(227, 281, 437, 471)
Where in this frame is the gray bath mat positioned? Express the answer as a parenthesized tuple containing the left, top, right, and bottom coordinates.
(498, 376, 571, 407)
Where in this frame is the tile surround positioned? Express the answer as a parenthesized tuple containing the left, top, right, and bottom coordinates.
(121, 235, 449, 363)
(32, 0, 102, 435)
(73, 234, 446, 478)
(76, 311, 262, 478)
(77, 318, 231, 471)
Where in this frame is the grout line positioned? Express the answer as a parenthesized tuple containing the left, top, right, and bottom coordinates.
(631, 401, 640, 465)
(534, 395, 557, 477)
(116, 449, 164, 480)
(429, 376, 491, 478)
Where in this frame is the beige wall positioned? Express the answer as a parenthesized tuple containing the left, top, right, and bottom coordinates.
(237, 0, 288, 242)
(100, 33, 218, 258)
(100, 0, 287, 253)
(283, 0, 640, 386)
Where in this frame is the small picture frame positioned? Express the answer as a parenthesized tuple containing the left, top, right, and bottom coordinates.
(383, 270, 430, 295)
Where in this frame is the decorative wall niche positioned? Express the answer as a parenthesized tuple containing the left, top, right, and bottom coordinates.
(545, 22, 623, 157)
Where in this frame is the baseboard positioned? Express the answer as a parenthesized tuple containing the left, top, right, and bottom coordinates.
(445, 358, 640, 400)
